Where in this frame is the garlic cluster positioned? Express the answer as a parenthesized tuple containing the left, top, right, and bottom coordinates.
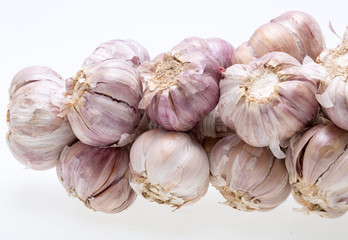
(82, 39, 150, 67)
(138, 37, 233, 131)
(232, 11, 325, 64)
(60, 59, 143, 147)
(57, 141, 136, 213)
(209, 134, 291, 211)
(302, 27, 348, 130)
(218, 51, 319, 158)
(6, 66, 76, 170)
(129, 128, 210, 209)
(286, 123, 348, 218)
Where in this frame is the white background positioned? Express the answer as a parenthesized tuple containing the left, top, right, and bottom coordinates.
(0, 0, 347, 239)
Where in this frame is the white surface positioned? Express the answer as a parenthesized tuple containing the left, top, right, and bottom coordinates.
(1, 0, 347, 239)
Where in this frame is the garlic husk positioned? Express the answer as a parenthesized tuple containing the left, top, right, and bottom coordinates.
(218, 52, 319, 158)
(6, 66, 76, 170)
(302, 27, 348, 130)
(210, 134, 291, 211)
(82, 39, 150, 67)
(286, 123, 348, 218)
(138, 41, 221, 131)
(61, 59, 143, 147)
(57, 141, 136, 213)
(232, 11, 325, 64)
(129, 128, 210, 209)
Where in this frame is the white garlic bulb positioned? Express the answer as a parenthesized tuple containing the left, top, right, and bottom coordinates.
(138, 39, 223, 131)
(57, 141, 136, 213)
(209, 134, 291, 211)
(60, 59, 143, 147)
(286, 123, 348, 218)
(218, 51, 319, 158)
(302, 27, 348, 130)
(6, 66, 76, 170)
(82, 39, 150, 68)
(232, 11, 325, 64)
(129, 128, 210, 209)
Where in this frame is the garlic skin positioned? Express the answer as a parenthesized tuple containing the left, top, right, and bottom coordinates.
(138, 41, 221, 131)
(57, 141, 136, 213)
(209, 134, 291, 211)
(61, 59, 143, 147)
(218, 52, 319, 158)
(6, 66, 76, 170)
(82, 39, 150, 68)
(129, 128, 210, 209)
(232, 11, 325, 64)
(302, 27, 348, 130)
(286, 123, 348, 218)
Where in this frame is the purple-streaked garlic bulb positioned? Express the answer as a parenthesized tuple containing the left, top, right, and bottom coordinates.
(57, 141, 136, 214)
(232, 11, 325, 64)
(302, 27, 348, 130)
(60, 59, 143, 147)
(129, 128, 210, 209)
(82, 39, 150, 67)
(6, 66, 76, 170)
(218, 52, 319, 158)
(138, 40, 222, 131)
(286, 123, 348, 218)
(209, 134, 291, 211)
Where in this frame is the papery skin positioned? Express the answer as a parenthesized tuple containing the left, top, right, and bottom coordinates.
(302, 27, 348, 130)
(232, 11, 325, 64)
(57, 141, 136, 214)
(218, 52, 319, 158)
(82, 39, 150, 67)
(209, 134, 291, 211)
(6, 66, 76, 170)
(129, 128, 210, 209)
(61, 59, 143, 147)
(285, 123, 348, 218)
(138, 40, 221, 131)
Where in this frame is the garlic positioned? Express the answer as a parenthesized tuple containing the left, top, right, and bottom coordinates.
(232, 11, 325, 64)
(138, 39, 222, 131)
(209, 134, 291, 211)
(286, 123, 348, 218)
(218, 52, 319, 158)
(129, 128, 210, 209)
(60, 59, 143, 147)
(82, 39, 150, 67)
(302, 27, 348, 130)
(57, 141, 136, 213)
(6, 66, 76, 170)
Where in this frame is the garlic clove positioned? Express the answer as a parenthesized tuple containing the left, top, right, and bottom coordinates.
(209, 134, 291, 211)
(7, 66, 76, 170)
(286, 123, 348, 218)
(129, 128, 210, 209)
(57, 141, 136, 214)
(219, 52, 319, 158)
(61, 59, 143, 147)
(232, 11, 325, 64)
(138, 43, 221, 131)
(82, 39, 150, 68)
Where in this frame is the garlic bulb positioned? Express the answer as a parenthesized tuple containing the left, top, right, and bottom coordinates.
(57, 141, 136, 213)
(232, 11, 325, 64)
(302, 27, 348, 130)
(138, 40, 221, 131)
(209, 134, 291, 211)
(61, 59, 143, 147)
(82, 39, 150, 67)
(129, 128, 210, 209)
(286, 123, 348, 218)
(6, 66, 76, 170)
(218, 52, 319, 158)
